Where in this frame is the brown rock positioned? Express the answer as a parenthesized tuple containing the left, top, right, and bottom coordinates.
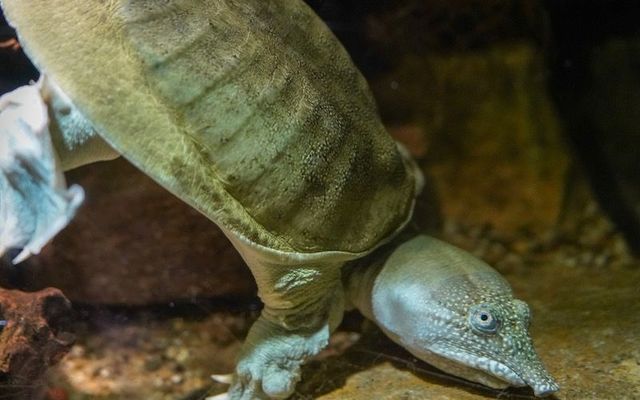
(372, 44, 569, 235)
(44, 387, 68, 400)
(0, 287, 74, 400)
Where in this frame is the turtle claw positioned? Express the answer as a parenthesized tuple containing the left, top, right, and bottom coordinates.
(205, 393, 230, 400)
(211, 373, 234, 384)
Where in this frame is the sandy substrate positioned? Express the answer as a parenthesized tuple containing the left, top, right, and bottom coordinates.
(42, 211, 639, 400)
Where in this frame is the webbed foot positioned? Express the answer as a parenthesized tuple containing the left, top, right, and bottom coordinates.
(228, 315, 330, 400)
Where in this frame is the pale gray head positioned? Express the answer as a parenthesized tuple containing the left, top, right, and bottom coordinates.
(348, 235, 559, 397)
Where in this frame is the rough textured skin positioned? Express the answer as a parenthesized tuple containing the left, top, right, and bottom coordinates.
(346, 235, 559, 397)
(1, 0, 416, 255)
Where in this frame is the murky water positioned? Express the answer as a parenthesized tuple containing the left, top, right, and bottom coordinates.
(1, 2, 640, 400)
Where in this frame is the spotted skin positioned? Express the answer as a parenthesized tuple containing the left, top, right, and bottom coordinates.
(347, 235, 559, 397)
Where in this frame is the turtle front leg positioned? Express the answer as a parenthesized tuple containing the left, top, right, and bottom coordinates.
(0, 81, 83, 263)
(0, 76, 118, 263)
(228, 258, 345, 400)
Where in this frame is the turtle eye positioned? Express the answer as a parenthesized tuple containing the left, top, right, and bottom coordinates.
(468, 305, 500, 334)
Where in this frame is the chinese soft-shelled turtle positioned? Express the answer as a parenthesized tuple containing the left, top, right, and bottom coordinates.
(0, 0, 558, 398)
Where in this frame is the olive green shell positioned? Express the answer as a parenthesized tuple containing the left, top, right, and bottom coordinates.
(2, 0, 416, 255)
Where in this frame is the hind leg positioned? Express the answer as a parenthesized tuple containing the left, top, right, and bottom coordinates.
(228, 262, 345, 400)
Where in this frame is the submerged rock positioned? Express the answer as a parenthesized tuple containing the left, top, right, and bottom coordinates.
(374, 43, 569, 235)
(0, 287, 74, 400)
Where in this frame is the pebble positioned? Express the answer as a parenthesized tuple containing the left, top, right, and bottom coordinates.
(152, 376, 165, 388)
(171, 374, 184, 384)
(144, 355, 163, 372)
(45, 387, 68, 400)
(166, 345, 190, 363)
(98, 367, 112, 378)
(70, 345, 86, 358)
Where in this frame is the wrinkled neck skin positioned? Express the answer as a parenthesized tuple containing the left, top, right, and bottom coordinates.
(344, 234, 559, 397)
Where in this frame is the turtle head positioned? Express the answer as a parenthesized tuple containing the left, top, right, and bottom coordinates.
(346, 235, 558, 397)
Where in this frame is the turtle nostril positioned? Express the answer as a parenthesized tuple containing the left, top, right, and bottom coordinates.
(533, 381, 560, 397)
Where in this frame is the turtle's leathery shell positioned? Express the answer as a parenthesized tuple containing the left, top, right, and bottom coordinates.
(2, 0, 416, 254)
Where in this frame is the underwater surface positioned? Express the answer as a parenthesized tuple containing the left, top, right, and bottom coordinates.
(39, 209, 640, 400)
(1, 1, 640, 399)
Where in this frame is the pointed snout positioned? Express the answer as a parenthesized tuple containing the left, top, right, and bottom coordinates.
(532, 377, 560, 397)
(520, 359, 559, 397)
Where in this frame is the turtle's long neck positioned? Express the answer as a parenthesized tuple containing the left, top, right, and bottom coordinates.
(342, 233, 409, 320)
(342, 232, 512, 336)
